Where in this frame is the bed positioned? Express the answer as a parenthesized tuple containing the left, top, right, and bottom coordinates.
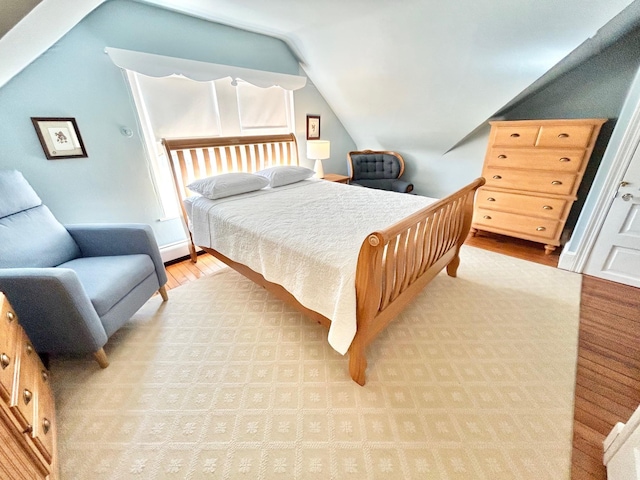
(164, 134, 485, 385)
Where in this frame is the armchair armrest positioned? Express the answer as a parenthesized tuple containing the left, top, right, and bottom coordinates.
(0, 268, 108, 353)
(391, 179, 414, 193)
(66, 224, 167, 286)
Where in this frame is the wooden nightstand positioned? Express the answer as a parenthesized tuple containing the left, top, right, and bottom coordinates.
(323, 174, 350, 184)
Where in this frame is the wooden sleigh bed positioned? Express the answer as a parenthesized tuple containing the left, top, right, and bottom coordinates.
(164, 133, 484, 385)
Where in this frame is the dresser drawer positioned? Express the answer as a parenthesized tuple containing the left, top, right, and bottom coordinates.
(483, 168, 577, 196)
(536, 124, 595, 148)
(473, 208, 561, 240)
(492, 125, 540, 147)
(485, 148, 586, 173)
(0, 297, 19, 401)
(10, 333, 38, 431)
(476, 188, 569, 220)
(32, 369, 55, 464)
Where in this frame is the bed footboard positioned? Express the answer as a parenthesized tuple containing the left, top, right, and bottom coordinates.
(349, 177, 485, 385)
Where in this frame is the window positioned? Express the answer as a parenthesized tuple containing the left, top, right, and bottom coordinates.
(127, 72, 295, 219)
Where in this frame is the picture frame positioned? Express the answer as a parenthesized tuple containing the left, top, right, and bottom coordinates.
(306, 115, 320, 140)
(31, 117, 88, 159)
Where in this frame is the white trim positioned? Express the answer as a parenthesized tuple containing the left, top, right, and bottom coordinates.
(160, 240, 201, 263)
(558, 66, 640, 272)
(105, 47, 307, 91)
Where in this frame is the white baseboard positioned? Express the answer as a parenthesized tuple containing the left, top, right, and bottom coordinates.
(557, 250, 577, 272)
(159, 241, 200, 263)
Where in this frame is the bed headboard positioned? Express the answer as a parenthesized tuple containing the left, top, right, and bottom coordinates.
(162, 133, 300, 260)
(163, 133, 299, 201)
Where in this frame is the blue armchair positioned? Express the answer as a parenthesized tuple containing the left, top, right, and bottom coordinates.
(0, 170, 168, 368)
(348, 150, 414, 193)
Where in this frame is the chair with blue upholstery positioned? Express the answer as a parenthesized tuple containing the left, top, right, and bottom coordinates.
(0, 170, 168, 368)
(348, 150, 414, 193)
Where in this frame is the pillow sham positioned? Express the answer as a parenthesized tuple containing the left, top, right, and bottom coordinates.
(187, 172, 269, 200)
(255, 165, 315, 188)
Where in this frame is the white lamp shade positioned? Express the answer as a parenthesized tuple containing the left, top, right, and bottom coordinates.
(306, 140, 330, 160)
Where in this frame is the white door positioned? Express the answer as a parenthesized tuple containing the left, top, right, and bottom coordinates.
(584, 144, 640, 287)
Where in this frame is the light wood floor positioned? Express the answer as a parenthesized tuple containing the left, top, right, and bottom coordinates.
(165, 232, 639, 480)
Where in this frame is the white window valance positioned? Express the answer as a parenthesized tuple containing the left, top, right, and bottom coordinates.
(104, 47, 307, 91)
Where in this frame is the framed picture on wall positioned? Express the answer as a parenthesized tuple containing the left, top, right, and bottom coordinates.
(31, 117, 88, 159)
(306, 115, 320, 140)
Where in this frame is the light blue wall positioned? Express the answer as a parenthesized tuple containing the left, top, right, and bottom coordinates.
(0, 0, 354, 247)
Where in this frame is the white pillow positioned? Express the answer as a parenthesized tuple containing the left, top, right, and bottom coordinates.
(187, 172, 269, 199)
(255, 166, 314, 187)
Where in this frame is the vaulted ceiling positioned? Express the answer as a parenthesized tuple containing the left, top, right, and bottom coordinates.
(1, 0, 638, 155)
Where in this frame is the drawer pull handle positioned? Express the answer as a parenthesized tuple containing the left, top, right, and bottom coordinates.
(483, 215, 492, 220)
(558, 133, 569, 138)
(42, 418, 51, 435)
(542, 205, 553, 210)
(41, 370, 49, 382)
(536, 227, 546, 232)
(559, 157, 571, 162)
(0, 353, 9, 369)
(25, 344, 33, 355)
(551, 181, 562, 185)
(23, 389, 32, 405)
(6, 311, 15, 322)
(497, 155, 507, 159)
(487, 197, 496, 202)
(23, 425, 32, 434)
(510, 133, 520, 138)
(493, 175, 502, 180)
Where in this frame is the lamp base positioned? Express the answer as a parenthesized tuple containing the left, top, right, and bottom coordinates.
(314, 159, 325, 179)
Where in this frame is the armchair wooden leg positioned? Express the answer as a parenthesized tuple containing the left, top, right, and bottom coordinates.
(93, 348, 109, 368)
(158, 285, 169, 302)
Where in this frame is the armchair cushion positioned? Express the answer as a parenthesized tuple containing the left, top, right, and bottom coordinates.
(350, 153, 402, 180)
(0, 206, 81, 268)
(58, 255, 155, 317)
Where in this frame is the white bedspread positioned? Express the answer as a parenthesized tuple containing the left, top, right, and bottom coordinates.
(185, 179, 437, 354)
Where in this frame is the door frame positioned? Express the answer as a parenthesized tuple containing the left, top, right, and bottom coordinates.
(559, 66, 640, 273)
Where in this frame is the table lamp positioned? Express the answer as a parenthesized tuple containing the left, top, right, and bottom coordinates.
(307, 140, 330, 179)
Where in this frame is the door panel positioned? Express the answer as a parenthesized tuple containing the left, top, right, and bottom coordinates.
(585, 144, 640, 287)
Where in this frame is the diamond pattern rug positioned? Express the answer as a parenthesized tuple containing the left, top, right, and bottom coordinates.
(51, 246, 581, 479)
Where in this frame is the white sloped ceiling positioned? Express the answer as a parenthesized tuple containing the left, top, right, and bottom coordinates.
(0, 0, 637, 155)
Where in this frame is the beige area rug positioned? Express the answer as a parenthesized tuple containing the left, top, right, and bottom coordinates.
(51, 246, 581, 479)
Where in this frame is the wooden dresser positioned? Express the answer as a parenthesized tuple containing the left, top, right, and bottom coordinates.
(0, 292, 57, 479)
(471, 118, 606, 254)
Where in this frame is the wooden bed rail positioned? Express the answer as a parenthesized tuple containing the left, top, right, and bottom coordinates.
(163, 133, 300, 261)
(349, 177, 485, 384)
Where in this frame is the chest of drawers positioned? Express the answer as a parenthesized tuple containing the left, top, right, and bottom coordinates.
(0, 292, 57, 479)
(471, 118, 606, 254)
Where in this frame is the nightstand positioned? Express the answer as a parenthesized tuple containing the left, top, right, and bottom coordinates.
(323, 174, 350, 184)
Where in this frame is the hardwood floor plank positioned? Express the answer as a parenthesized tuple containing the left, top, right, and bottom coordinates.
(581, 275, 640, 320)
(576, 368, 640, 410)
(573, 422, 606, 457)
(580, 315, 640, 350)
(571, 460, 605, 480)
(578, 343, 640, 380)
(574, 401, 620, 436)
(579, 331, 640, 367)
(577, 356, 640, 391)
(574, 384, 636, 422)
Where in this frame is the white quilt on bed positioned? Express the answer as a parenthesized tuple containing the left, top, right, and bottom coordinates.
(186, 179, 437, 355)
